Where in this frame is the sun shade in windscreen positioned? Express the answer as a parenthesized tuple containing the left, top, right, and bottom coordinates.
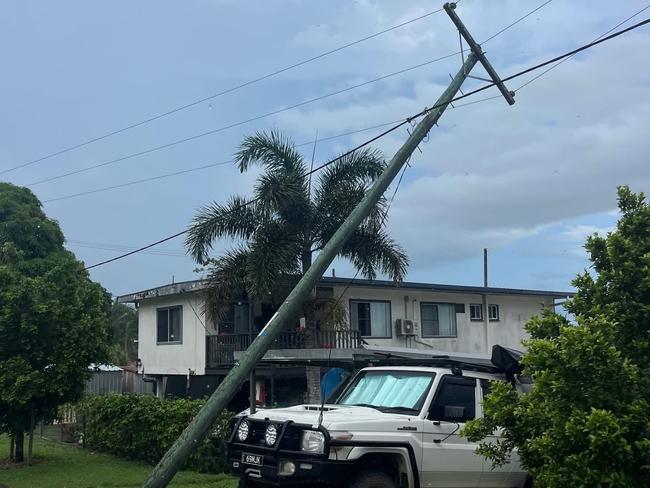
(338, 371, 435, 410)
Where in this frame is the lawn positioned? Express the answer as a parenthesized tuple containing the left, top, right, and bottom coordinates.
(0, 434, 237, 488)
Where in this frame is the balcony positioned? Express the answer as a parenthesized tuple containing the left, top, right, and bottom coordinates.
(206, 329, 362, 367)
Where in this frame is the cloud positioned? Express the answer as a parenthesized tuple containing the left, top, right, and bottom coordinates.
(275, 12, 650, 269)
(4, 0, 649, 294)
(561, 224, 614, 242)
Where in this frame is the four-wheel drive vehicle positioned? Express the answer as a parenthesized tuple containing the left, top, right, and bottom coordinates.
(228, 347, 529, 488)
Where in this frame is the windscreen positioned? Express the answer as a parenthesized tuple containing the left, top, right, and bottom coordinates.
(337, 370, 435, 414)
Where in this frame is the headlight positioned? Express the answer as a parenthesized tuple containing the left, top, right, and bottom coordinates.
(300, 430, 325, 453)
(265, 424, 278, 446)
(236, 420, 250, 442)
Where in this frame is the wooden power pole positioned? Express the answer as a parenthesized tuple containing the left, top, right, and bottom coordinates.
(142, 3, 514, 486)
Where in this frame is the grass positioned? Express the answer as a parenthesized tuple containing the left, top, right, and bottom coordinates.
(0, 433, 237, 488)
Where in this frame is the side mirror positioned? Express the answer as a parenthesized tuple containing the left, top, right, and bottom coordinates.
(444, 405, 465, 420)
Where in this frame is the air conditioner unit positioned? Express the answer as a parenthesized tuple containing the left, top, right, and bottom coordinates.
(395, 318, 416, 336)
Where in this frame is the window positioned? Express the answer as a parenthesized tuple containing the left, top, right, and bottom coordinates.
(488, 304, 500, 321)
(480, 378, 492, 401)
(219, 303, 250, 335)
(350, 300, 391, 338)
(157, 306, 182, 343)
(337, 370, 435, 414)
(469, 303, 483, 321)
(420, 303, 456, 337)
(429, 376, 476, 422)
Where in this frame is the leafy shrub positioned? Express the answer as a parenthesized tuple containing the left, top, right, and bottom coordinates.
(79, 394, 232, 473)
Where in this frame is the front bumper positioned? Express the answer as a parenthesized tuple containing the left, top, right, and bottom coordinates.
(227, 417, 353, 486)
(229, 446, 354, 486)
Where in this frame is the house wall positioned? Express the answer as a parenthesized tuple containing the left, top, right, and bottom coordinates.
(334, 286, 554, 354)
(137, 294, 215, 376)
(135, 286, 555, 377)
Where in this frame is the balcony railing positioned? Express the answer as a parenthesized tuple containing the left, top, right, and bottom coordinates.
(206, 329, 361, 367)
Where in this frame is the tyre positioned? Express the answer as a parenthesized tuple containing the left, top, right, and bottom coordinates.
(238, 478, 258, 488)
(349, 470, 395, 488)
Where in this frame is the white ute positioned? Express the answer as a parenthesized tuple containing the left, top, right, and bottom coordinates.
(227, 346, 530, 488)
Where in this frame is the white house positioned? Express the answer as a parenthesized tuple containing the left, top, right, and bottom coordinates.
(117, 277, 570, 406)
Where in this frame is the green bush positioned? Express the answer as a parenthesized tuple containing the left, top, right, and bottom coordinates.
(79, 394, 233, 473)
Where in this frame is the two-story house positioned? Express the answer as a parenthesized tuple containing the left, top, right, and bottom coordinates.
(117, 277, 570, 407)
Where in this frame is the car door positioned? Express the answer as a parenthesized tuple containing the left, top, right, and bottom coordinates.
(419, 375, 483, 487)
(477, 379, 528, 488)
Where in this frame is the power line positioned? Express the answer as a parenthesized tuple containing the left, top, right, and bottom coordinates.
(67, 239, 187, 257)
(42, 121, 402, 203)
(26, 0, 555, 188)
(83, 123, 407, 270)
(26, 52, 460, 188)
(44, 96, 501, 204)
(326, 150, 413, 312)
(482, 0, 553, 44)
(82, 17, 650, 271)
(1, 7, 446, 177)
(410, 17, 650, 123)
(513, 4, 650, 92)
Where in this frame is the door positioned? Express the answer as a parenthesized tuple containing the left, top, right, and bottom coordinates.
(420, 375, 483, 487)
(476, 379, 527, 487)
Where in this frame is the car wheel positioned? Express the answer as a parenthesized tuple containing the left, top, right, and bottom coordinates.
(238, 478, 258, 488)
(349, 470, 395, 488)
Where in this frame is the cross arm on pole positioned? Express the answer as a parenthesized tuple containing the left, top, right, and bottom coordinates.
(444, 2, 516, 105)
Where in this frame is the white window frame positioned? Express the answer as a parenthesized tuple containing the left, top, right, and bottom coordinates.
(157, 306, 183, 344)
(469, 303, 483, 321)
(420, 302, 457, 338)
(349, 299, 392, 338)
(488, 304, 500, 322)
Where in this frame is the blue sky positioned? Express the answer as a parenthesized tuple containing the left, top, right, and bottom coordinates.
(1, 0, 648, 297)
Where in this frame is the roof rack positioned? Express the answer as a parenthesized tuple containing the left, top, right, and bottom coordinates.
(354, 345, 523, 376)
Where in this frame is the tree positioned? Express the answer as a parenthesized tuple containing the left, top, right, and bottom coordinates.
(185, 131, 408, 399)
(108, 302, 138, 366)
(0, 183, 111, 463)
(463, 186, 650, 487)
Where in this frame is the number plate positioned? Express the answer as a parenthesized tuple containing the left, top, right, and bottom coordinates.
(241, 453, 263, 466)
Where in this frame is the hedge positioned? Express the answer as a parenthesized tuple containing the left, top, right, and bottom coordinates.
(79, 394, 233, 473)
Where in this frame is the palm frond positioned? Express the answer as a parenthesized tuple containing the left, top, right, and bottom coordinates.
(185, 195, 265, 264)
(339, 224, 409, 282)
(245, 220, 303, 299)
(235, 130, 306, 175)
(313, 179, 387, 246)
(256, 168, 310, 225)
(315, 147, 385, 198)
(313, 146, 387, 241)
(202, 247, 249, 324)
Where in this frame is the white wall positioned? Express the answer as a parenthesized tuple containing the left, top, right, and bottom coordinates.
(137, 294, 214, 376)
(136, 287, 554, 375)
(334, 286, 553, 354)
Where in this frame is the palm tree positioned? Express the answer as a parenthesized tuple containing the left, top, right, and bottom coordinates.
(186, 130, 408, 329)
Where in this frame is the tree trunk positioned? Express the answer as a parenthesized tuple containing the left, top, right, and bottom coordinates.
(301, 241, 322, 404)
(28, 406, 35, 465)
(9, 434, 14, 461)
(14, 429, 24, 463)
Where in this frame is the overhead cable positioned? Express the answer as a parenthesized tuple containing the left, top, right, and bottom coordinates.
(26, 0, 555, 188)
(83, 16, 650, 270)
(0, 6, 445, 176)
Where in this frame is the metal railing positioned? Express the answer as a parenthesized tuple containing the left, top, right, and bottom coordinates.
(206, 329, 361, 367)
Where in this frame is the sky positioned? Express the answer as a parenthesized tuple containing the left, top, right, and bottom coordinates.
(1, 0, 649, 298)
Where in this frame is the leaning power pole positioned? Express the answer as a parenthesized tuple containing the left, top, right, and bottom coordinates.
(143, 4, 515, 486)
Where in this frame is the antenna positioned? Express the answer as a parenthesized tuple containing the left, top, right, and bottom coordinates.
(317, 347, 333, 427)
